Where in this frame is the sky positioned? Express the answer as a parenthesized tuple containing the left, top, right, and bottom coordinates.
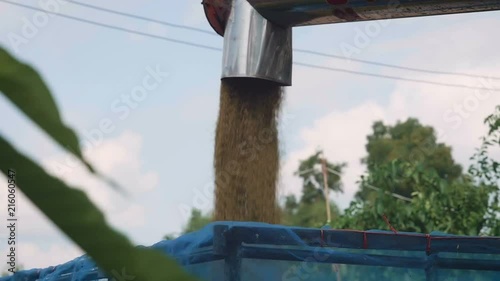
(0, 0, 499, 270)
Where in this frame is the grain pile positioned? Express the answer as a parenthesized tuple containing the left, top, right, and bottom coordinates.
(214, 78, 282, 223)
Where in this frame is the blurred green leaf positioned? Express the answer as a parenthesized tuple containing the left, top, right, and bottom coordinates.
(0, 48, 89, 169)
(0, 48, 123, 193)
(0, 135, 196, 281)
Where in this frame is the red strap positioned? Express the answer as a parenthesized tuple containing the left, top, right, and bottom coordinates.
(382, 214, 398, 234)
(363, 232, 368, 249)
(320, 229, 325, 247)
(426, 234, 432, 254)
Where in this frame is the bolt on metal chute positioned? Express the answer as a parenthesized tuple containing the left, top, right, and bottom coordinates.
(203, 0, 500, 86)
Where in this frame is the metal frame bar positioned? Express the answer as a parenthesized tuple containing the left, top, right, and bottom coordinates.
(204, 0, 500, 33)
(248, 0, 500, 27)
(213, 224, 500, 281)
(19, 224, 500, 281)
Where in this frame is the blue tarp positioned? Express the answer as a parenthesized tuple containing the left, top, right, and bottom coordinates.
(2, 222, 500, 281)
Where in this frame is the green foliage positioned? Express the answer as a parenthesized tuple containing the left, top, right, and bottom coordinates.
(3, 34, 497, 281)
(335, 159, 497, 236)
(346, 117, 498, 236)
(0, 128, 196, 281)
(179, 198, 342, 231)
(468, 106, 500, 235)
(163, 234, 177, 240)
(0, 48, 122, 193)
(166, 209, 213, 238)
(282, 195, 340, 228)
(294, 150, 346, 204)
(0, 48, 91, 173)
(179, 115, 499, 237)
(360, 118, 462, 200)
(183, 209, 212, 234)
(285, 150, 345, 227)
(0, 47, 195, 280)
(469, 106, 500, 185)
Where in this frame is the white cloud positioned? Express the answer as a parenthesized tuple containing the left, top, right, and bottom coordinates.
(0, 131, 158, 268)
(280, 15, 500, 210)
(281, 70, 500, 210)
(43, 131, 157, 230)
(280, 102, 387, 208)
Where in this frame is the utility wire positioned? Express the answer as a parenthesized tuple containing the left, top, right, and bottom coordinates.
(364, 184, 413, 202)
(64, 0, 215, 36)
(2, 0, 500, 92)
(300, 167, 412, 202)
(326, 168, 412, 202)
(0, 0, 222, 52)
(64, 0, 500, 80)
(294, 62, 500, 92)
(293, 49, 500, 80)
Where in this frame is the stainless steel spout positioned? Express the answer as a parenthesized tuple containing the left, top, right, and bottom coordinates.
(221, 0, 293, 86)
(202, 0, 500, 86)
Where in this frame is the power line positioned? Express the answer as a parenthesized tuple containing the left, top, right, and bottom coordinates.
(300, 167, 412, 202)
(64, 0, 500, 81)
(2, 0, 500, 92)
(294, 62, 500, 92)
(0, 0, 222, 52)
(293, 49, 500, 80)
(327, 167, 412, 202)
(64, 0, 215, 36)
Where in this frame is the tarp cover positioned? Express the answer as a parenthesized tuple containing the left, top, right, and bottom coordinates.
(2, 222, 499, 281)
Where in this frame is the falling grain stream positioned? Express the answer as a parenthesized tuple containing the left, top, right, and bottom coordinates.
(214, 78, 282, 223)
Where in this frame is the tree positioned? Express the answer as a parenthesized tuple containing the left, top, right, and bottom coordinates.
(176, 150, 348, 231)
(359, 118, 462, 200)
(335, 159, 497, 236)
(281, 151, 345, 227)
(336, 114, 500, 236)
(469, 106, 500, 186)
(469, 106, 500, 235)
(163, 234, 177, 240)
(295, 150, 347, 204)
(182, 209, 212, 234)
